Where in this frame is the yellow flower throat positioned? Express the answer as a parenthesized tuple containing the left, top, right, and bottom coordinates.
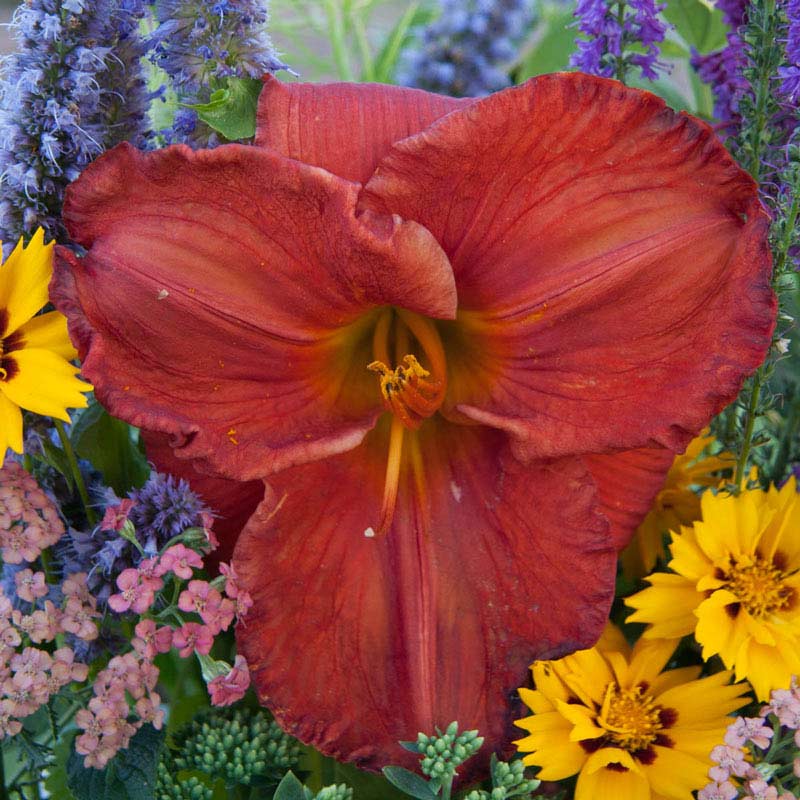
(366, 308, 446, 536)
(597, 682, 671, 754)
(717, 553, 796, 619)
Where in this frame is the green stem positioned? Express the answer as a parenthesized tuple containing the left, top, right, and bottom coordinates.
(323, 0, 355, 81)
(53, 419, 97, 526)
(0, 743, 8, 800)
(734, 368, 764, 486)
(615, 1, 628, 84)
(441, 776, 453, 800)
(771, 395, 799, 482)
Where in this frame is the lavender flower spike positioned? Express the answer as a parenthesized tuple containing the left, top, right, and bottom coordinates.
(0, 0, 151, 247)
(396, 0, 536, 98)
(571, 0, 669, 82)
(779, 0, 800, 104)
(149, 0, 287, 146)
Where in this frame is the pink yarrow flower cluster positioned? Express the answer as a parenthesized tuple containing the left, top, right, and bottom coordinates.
(76, 652, 163, 769)
(0, 462, 64, 563)
(0, 580, 92, 739)
(700, 681, 800, 800)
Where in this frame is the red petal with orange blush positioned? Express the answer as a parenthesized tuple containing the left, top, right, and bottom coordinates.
(52, 142, 457, 481)
(256, 76, 471, 184)
(583, 446, 677, 549)
(360, 73, 775, 459)
(235, 421, 614, 773)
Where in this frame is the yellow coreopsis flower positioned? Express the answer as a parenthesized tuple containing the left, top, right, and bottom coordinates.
(0, 230, 92, 457)
(626, 479, 800, 700)
(514, 624, 750, 800)
(621, 431, 734, 579)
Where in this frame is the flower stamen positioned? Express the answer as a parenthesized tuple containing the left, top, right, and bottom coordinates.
(716, 554, 796, 619)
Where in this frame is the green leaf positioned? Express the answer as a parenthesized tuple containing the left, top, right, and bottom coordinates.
(36, 437, 75, 490)
(628, 75, 693, 112)
(188, 77, 263, 140)
(70, 401, 150, 495)
(273, 771, 308, 800)
(66, 724, 165, 800)
(373, 2, 435, 83)
(381, 767, 438, 800)
(517, 7, 576, 80)
(663, 0, 728, 54)
(399, 740, 420, 754)
(44, 735, 79, 800)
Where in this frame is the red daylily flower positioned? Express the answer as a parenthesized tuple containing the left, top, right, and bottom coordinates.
(52, 73, 775, 774)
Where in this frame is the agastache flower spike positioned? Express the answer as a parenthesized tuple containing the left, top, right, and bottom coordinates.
(53, 74, 775, 775)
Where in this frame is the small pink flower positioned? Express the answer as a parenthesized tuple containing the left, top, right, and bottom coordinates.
(99, 499, 136, 532)
(698, 782, 738, 800)
(744, 778, 779, 800)
(135, 692, 165, 729)
(725, 716, 774, 750)
(0, 698, 22, 738)
(108, 568, 156, 614)
(710, 744, 750, 781)
(201, 511, 218, 550)
(768, 685, 800, 729)
(172, 622, 214, 657)
(10, 647, 52, 690)
(132, 620, 173, 659)
(60, 596, 99, 641)
(24, 601, 62, 643)
(208, 655, 250, 707)
(138, 557, 167, 585)
(160, 544, 203, 580)
(14, 569, 48, 602)
(178, 581, 229, 630)
(61, 572, 92, 604)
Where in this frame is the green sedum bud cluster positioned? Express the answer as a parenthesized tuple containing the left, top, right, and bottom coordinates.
(463, 756, 541, 800)
(416, 721, 483, 782)
(155, 755, 213, 800)
(171, 707, 302, 787)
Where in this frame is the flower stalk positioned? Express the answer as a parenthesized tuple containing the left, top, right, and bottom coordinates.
(54, 419, 96, 527)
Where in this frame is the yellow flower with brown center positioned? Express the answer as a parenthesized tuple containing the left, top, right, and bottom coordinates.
(0, 230, 92, 458)
(514, 625, 751, 800)
(626, 479, 800, 700)
(621, 431, 734, 579)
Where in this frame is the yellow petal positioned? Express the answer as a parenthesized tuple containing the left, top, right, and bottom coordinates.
(1, 348, 91, 420)
(626, 574, 701, 640)
(576, 749, 649, 800)
(627, 637, 678, 687)
(554, 699, 605, 742)
(17, 311, 77, 360)
(668, 526, 712, 580)
(0, 229, 53, 335)
(0, 388, 23, 455)
(656, 670, 749, 727)
(695, 590, 749, 666)
(639, 745, 711, 800)
(517, 687, 555, 716)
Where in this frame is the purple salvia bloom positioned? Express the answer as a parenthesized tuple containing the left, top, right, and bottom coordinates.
(691, 34, 748, 132)
(571, 0, 669, 82)
(779, 0, 800, 103)
(397, 0, 537, 97)
(148, 0, 287, 146)
(0, 0, 151, 247)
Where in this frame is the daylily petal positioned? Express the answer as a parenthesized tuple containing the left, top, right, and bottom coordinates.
(256, 76, 471, 184)
(583, 446, 676, 549)
(360, 73, 775, 459)
(17, 311, 77, 361)
(235, 421, 614, 772)
(141, 430, 264, 564)
(52, 142, 457, 481)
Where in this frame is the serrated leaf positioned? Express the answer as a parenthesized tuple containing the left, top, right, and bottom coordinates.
(381, 767, 438, 800)
(517, 8, 576, 80)
(188, 77, 263, 140)
(71, 401, 150, 495)
(66, 724, 165, 800)
(273, 771, 308, 800)
(45, 735, 79, 800)
(663, 0, 728, 54)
